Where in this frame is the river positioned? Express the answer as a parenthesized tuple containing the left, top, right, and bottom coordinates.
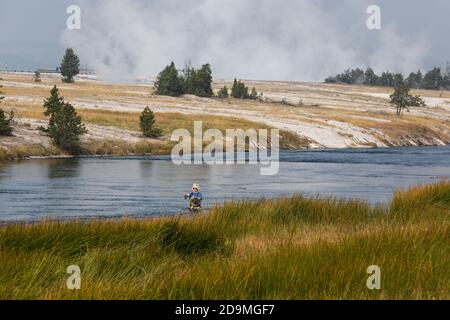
(0, 146, 449, 221)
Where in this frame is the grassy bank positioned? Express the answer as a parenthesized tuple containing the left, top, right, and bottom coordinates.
(0, 102, 308, 161)
(0, 140, 175, 161)
(0, 181, 448, 299)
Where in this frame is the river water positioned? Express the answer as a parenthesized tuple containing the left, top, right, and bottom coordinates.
(0, 146, 449, 221)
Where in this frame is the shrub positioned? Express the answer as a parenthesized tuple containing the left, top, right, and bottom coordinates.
(158, 220, 224, 256)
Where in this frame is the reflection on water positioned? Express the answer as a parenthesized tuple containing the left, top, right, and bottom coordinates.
(0, 146, 449, 221)
(46, 158, 82, 179)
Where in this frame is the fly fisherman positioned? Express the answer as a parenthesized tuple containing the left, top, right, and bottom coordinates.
(184, 183, 203, 211)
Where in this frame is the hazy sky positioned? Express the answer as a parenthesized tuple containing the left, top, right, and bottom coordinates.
(0, 0, 449, 82)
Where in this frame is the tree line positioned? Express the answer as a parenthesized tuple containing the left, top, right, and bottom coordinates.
(154, 61, 261, 99)
(325, 65, 450, 90)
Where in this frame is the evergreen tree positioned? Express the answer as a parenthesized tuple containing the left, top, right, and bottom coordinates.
(337, 69, 353, 84)
(0, 84, 13, 136)
(33, 71, 41, 83)
(231, 79, 249, 99)
(217, 85, 229, 98)
(48, 103, 86, 152)
(377, 72, 394, 87)
(324, 76, 337, 83)
(364, 68, 378, 86)
(154, 62, 185, 97)
(182, 62, 196, 94)
(43, 86, 65, 116)
(43, 86, 86, 152)
(0, 108, 13, 136)
(422, 67, 443, 90)
(442, 62, 450, 89)
(43, 86, 65, 131)
(231, 79, 239, 97)
(249, 87, 258, 100)
(140, 107, 162, 138)
(390, 83, 426, 117)
(239, 81, 249, 99)
(406, 71, 423, 89)
(326, 65, 450, 90)
(192, 64, 213, 97)
(393, 73, 404, 86)
(60, 48, 80, 83)
(351, 68, 365, 84)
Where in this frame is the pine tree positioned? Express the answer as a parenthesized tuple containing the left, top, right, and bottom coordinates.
(0, 84, 3, 105)
(33, 71, 41, 83)
(60, 48, 80, 83)
(43, 86, 86, 152)
(0, 109, 13, 136)
(48, 103, 86, 152)
(249, 87, 258, 100)
(422, 67, 443, 90)
(217, 86, 229, 98)
(43, 86, 65, 117)
(140, 107, 162, 138)
(441, 62, 450, 89)
(390, 83, 426, 117)
(42, 86, 65, 132)
(377, 72, 395, 87)
(231, 79, 249, 99)
(0, 84, 13, 136)
(182, 61, 196, 94)
(406, 71, 423, 89)
(231, 79, 238, 97)
(192, 64, 213, 97)
(154, 62, 185, 97)
(364, 68, 378, 86)
(350, 68, 365, 84)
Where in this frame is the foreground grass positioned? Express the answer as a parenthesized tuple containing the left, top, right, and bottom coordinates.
(0, 182, 448, 300)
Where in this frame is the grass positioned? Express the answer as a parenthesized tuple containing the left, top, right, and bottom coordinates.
(0, 145, 61, 161)
(80, 140, 174, 157)
(2, 72, 450, 157)
(0, 101, 309, 161)
(0, 181, 448, 300)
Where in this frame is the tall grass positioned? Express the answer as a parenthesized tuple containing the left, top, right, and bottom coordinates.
(0, 145, 60, 161)
(0, 182, 448, 299)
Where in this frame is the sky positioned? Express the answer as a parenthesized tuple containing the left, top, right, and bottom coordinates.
(0, 0, 449, 82)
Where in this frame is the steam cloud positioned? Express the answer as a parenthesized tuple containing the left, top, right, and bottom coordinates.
(61, 0, 429, 82)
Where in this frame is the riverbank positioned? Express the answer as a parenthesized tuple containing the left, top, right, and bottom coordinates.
(1, 71, 450, 162)
(1, 181, 448, 299)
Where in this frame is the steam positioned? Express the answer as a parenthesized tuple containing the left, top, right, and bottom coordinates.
(61, 0, 429, 82)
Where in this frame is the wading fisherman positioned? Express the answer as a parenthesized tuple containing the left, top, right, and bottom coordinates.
(184, 183, 203, 211)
